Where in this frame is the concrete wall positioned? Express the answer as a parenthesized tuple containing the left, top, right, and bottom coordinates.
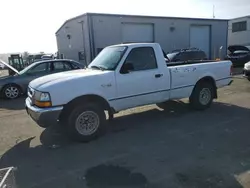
(90, 15, 228, 59)
(228, 17, 250, 46)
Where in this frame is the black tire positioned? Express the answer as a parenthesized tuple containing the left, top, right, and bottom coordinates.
(2, 84, 21, 99)
(64, 103, 106, 142)
(189, 82, 214, 110)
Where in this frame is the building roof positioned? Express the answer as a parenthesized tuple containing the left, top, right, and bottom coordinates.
(229, 15, 250, 20)
(56, 12, 229, 34)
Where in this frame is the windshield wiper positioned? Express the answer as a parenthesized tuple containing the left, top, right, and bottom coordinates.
(90, 65, 106, 71)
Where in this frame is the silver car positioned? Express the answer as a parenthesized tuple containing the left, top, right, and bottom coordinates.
(0, 59, 84, 99)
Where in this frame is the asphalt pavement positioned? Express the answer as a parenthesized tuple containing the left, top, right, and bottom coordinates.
(0, 75, 250, 188)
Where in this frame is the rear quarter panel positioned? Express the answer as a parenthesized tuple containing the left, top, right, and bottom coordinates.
(169, 60, 232, 99)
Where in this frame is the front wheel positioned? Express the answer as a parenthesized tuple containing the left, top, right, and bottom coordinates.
(189, 82, 214, 110)
(65, 103, 106, 142)
(2, 84, 21, 99)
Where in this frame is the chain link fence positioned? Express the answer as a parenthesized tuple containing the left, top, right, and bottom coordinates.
(0, 167, 17, 188)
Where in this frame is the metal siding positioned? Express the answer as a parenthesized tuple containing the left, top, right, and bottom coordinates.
(56, 13, 228, 62)
(91, 15, 227, 59)
(210, 21, 228, 59)
(121, 23, 154, 43)
(55, 15, 91, 65)
(228, 17, 250, 46)
(190, 25, 211, 58)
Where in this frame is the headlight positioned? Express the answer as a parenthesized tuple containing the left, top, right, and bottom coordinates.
(40, 92, 50, 101)
(34, 91, 52, 108)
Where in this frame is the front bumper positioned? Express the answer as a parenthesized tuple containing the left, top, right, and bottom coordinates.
(25, 98, 63, 128)
(243, 68, 250, 77)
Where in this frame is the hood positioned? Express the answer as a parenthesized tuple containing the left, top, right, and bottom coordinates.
(29, 69, 112, 90)
(228, 45, 250, 53)
(0, 59, 19, 74)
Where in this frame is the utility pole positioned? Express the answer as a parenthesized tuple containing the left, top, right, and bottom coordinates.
(213, 5, 215, 19)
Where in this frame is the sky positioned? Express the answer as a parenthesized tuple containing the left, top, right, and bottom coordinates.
(0, 0, 250, 53)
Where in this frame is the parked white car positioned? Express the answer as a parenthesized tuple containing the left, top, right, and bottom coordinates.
(243, 61, 250, 81)
(25, 43, 233, 142)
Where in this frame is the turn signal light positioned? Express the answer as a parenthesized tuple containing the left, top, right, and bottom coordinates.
(34, 100, 52, 108)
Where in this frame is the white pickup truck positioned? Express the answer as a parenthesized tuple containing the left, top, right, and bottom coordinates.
(25, 43, 233, 142)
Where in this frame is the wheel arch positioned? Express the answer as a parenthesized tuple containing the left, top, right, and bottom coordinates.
(1, 83, 23, 97)
(192, 76, 217, 99)
(59, 94, 112, 121)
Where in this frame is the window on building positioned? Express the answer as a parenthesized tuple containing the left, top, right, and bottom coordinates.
(232, 21, 247, 32)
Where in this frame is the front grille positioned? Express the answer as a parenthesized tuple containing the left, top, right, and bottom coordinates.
(28, 87, 33, 98)
(27, 87, 35, 105)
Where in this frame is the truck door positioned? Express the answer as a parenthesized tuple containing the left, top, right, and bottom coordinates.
(113, 47, 169, 111)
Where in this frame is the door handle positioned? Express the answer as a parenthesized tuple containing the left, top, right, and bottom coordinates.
(155, 74, 163, 78)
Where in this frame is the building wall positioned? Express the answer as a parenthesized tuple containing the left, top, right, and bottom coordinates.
(56, 13, 228, 64)
(90, 14, 228, 60)
(228, 17, 250, 46)
(56, 15, 91, 65)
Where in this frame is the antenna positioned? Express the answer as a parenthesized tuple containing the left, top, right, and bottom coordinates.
(213, 5, 215, 19)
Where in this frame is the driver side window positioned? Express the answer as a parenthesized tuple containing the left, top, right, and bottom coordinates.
(122, 47, 157, 72)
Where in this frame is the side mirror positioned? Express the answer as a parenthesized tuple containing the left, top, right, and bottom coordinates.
(120, 62, 134, 74)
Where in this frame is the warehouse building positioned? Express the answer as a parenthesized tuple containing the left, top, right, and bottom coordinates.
(228, 15, 250, 46)
(56, 13, 228, 65)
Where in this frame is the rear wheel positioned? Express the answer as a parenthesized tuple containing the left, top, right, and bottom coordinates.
(189, 82, 214, 110)
(2, 84, 21, 99)
(64, 103, 106, 142)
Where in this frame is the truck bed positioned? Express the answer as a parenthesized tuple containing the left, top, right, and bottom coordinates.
(166, 60, 219, 67)
(167, 60, 232, 100)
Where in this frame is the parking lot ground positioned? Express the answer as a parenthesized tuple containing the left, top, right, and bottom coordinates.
(0, 76, 250, 188)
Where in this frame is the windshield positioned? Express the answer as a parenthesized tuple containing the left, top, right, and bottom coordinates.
(88, 46, 127, 70)
(166, 52, 179, 61)
(18, 63, 38, 75)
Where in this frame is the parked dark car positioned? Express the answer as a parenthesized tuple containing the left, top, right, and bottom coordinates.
(0, 59, 85, 99)
(165, 48, 207, 65)
(225, 45, 250, 67)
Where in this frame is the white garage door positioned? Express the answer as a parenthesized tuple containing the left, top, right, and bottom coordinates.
(190, 25, 210, 58)
(122, 23, 154, 43)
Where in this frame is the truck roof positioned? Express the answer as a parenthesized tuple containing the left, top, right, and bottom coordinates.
(109, 42, 159, 48)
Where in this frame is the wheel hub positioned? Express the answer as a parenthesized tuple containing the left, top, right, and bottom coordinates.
(199, 88, 211, 105)
(5, 86, 19, 99)
(75, 111, 100, 135)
